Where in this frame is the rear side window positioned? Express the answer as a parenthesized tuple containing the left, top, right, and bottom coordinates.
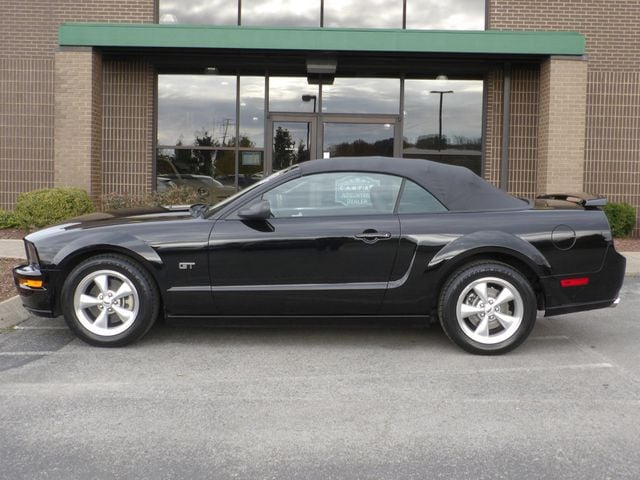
(397, 180, 447, 213)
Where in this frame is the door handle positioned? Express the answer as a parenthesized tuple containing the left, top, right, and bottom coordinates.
(354, 231, 392, 243)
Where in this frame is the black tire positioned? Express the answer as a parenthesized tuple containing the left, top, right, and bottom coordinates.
(60, 254, 160, 347)
(438, 261, 537, 355)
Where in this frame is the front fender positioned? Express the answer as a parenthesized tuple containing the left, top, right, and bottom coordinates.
(428, 230, 551, 275)
(53, 232, 163, 270)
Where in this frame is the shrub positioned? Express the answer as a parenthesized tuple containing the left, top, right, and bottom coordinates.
(13, 188, 95, 229)
(0, 210, 20, 229)
(603, 202, 637, 238)
(102, 186, 204, 211)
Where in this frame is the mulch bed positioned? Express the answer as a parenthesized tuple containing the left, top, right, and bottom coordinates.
(0, 229, 29, 240)
(0, 258, 18, 303)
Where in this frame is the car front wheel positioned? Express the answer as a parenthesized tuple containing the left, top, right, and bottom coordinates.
(61, 254, 159, 347)
(438, 261, 537, 355)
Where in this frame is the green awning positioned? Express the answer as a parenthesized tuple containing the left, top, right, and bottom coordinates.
(59, 23, 585, 56)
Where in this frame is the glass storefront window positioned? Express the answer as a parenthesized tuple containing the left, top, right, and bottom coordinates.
(323, 0, 403, 28)
(159, 0, 238, 25)
(406, 0, 485, 30)
(269, 77, 319, 113)
(239, 77, 265, 148)
(403, 79, 483, 175)
(322, 78, 400, 114)
(323, 123, 395, 158)
(241, 0, 320, 27)
(157, 75, 237, 147)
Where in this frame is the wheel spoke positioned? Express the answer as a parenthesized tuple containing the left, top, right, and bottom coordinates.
(112, 282, 133, 301)
(473, 282, 488, 303)
(93, 308, 109, 330)
(474, 316, 490, 338)
(93, 274, 109, 296)
(79, 294, 101, 309)
(494, 287, 514, 307)
(112, 305, 133, 324)
(460, 303, 484, 318)
(494, 312, 518, 330)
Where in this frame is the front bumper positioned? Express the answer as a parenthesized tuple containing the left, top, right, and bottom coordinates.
(12, 264, 57, 317)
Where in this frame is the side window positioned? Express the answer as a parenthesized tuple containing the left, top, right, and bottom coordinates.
(263, 172, 402, 218)
(398, 180, 447, 213)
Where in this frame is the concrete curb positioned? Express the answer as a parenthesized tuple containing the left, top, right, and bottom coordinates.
(0, 296, 30, 329)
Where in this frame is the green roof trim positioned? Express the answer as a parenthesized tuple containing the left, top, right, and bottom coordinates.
(59, 23, 585, 56)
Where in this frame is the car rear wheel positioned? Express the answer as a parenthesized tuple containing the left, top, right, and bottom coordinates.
(438, 261, 537, 355)
(61, 254, 159, 347)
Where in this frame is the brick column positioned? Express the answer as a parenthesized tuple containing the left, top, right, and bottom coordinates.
(54, 47, 103, 202)
(536, 57, 587, 194)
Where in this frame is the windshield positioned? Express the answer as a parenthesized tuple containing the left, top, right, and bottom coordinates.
(204, 167, 294, 217)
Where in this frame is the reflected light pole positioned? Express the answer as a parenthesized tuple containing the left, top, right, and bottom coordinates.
(429, 90, 453, 150)
(301, 94, 317, 113)
(301, 95, 317, 158)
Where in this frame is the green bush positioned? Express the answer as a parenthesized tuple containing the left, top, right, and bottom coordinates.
(102, 186, 204, 211)
(0, 210, 20, 229)
(13, 188, 95, 229)
(603, 202, 637, 238)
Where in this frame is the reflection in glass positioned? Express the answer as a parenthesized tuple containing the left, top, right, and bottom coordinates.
(272, 122, 312, 170)
(269, 77, 319, 112)
(406, 0, 485, 30)
(323, 123, 394, 157)
(239, 77, 265, 148)
(158, 75, 237, 147)
(238, 151, 265, 188)
(156, 148, 236, 203)
(324, 0, 402, 28)
(159, 0, 238, 25)
(241, 0, 320, 26)
(403, 79, 483, 175)
(322, 78, 400, 114)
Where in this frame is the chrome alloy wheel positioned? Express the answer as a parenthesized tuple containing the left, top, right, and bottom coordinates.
(72, 269, 140, 337)
(456, 276, 524, 345)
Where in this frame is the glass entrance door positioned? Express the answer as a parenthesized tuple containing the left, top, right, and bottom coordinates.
(267, 113, 401, 173)
(267, 114, 318, 172)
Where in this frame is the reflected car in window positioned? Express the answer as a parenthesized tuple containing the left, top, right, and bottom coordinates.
(14, 157, 625, 354)
(156, 157, 235, 203)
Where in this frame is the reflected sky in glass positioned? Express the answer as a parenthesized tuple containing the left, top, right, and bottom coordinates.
(269, 77, 319, 112)
(157, 75, 237, 146)
(239, 77, 265, 148)
(403, 79, 483, 145)
(241, 0, 320, 26)
(322, 78, 400, 114)
(159, 0, 237, 24)
(406, 0, 485, 30)
(324, 0, 402, 28)
(159, 0, 485, 29)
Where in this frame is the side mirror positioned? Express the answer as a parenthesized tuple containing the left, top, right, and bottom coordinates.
(238, 199, 272, 220)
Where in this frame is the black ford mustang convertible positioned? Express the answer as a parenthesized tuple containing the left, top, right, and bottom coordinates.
(14, 157, 626, 354)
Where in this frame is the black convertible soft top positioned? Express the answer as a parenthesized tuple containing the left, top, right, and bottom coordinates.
(299, 156, 530, 211)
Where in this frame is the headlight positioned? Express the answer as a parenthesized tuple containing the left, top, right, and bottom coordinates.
(25, 241, 40, 266)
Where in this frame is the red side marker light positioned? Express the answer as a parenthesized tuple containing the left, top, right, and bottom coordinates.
(560, 277, 589, 288)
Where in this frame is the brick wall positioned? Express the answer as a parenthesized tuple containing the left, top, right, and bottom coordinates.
(490, 0, 640, 235)
(0, 0, 154, 210)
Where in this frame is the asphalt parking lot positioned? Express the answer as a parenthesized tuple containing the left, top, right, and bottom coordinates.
(1, 278, 639, 479)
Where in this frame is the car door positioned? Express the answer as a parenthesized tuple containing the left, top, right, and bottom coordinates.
(208, 171, 402, 315)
